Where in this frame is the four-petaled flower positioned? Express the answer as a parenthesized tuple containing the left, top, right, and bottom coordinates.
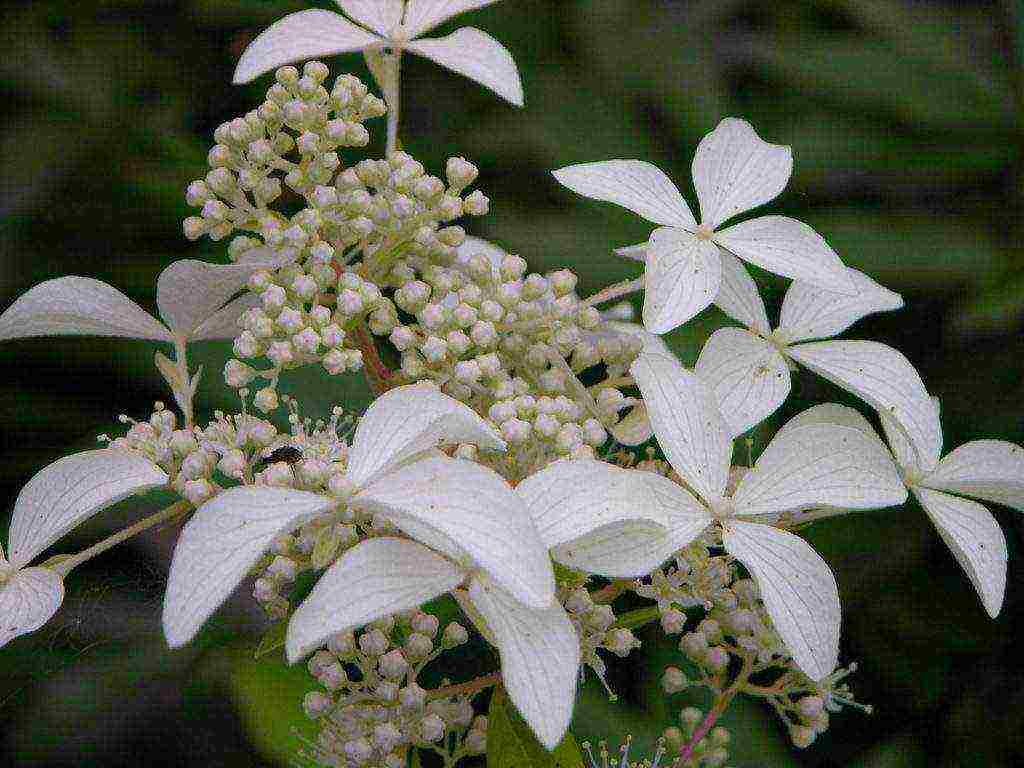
(162, 383, 579, 749)
(694, 260, 911, 438)
(518, 351, 907, 680)
(1, 451, 167, 648)
(553, 118, 856, 335)
(877, 397, 1024, 617)
(233, 1, 523, 107)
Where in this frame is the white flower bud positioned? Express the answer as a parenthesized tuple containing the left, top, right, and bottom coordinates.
(254, 387, 279, 413)
(378, 649, 410, 680)
(404, 632, 433, 660)
(419, 303, 446, 330)
(797, 695, 825, 718)
(442, 622, 468, 647)
(359, 629, 389, 657)
(454, 360, 481, 384)
(182, 479, 215, 506)
(253, 577, 277, 602)
(662, 666, 689, 694)
(321, 324, 346, 348)
(501, 418, 531, 445)
(605, 628, 640, 657)
(303, 691, 332, 718)
(328, 630, 356, 656)
(343, 738, 373, 763)
(790, 726, 816, 749)
(463, 190, 489, 215)
(399, 682, 427, 710)
(446, 157, 478, 188)
(224, 359, 257, 388)
(292, 328, 320, 355)
(420, 714, 446, 743)
(390, 326, 416, 351)
(217, 449, 247, 479)
(660, 609, 687, 635)
(705, 646, 730, 672)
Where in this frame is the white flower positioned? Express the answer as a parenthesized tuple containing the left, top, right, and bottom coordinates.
(877, 397, 1024, 617)
(0, 450, 168, 648)
(233, 1, 523, 107)
(693, 261, 909, 438)
(161, 383, 578, 748)
(553, 118, 856, 335)
(0, 259, 265, 346)
(519, 352, 908, 680)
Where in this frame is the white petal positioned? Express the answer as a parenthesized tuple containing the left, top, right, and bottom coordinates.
(691, 118, 793, 229)
(468, 576, 579, 750)
(162, 487, 335, 648)
(286, 537, 465, 662)
(778, 268, 904, 344)
(879, 409, 919, 472)
(715, 251, 771, 335)
(407, 28, 523, 106)
(610, 403, 653, 446)
(354, 455, 554, 608)
(923, 440, 1024, 513)
(0, 568, 64, 649)
(774, 402, 878, 438)
(914, 488, 1007, 618)
(233, 9, 381, 84)
(723, 522, 839, 681)
(733, 410, 907, 516)
(694, 328, 790, 437)
(552, 160, 696, 229)
(630, 352, 732, 502)
(788, 340, 943, 472)
(402, 0, 501, 38)
(190, 293, 262, 342)
(7, 450, 168, 569)
(642, 228, 721, 334)
(346, 382, 505, 489)
(0, 277, 172, 343)
(715, 216, 855, 295)
(517, 459, 711, 577)
(156, 260, 263, 339)
(336, 0, 404, 35)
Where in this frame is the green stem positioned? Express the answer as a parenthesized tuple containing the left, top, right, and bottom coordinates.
(53, 500, 192, 577)
(612, 606, 661, 631)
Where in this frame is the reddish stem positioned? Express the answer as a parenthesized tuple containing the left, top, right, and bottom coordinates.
(675, 655, 753, 766)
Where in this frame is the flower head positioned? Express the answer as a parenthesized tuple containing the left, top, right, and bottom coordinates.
(519, 351, 908, 680)
(554, 118, 857, 334)
(234, 1, 523, 106)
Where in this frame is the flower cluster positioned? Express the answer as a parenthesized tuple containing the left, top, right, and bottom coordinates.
(299, 616, 487, 768)
(1, 3, 1022, 768)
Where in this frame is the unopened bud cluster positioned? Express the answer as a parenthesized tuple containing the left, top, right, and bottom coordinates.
(300, 613, 486, 768)
(562, 585, 640, 698)
(661, 710, 733, 767)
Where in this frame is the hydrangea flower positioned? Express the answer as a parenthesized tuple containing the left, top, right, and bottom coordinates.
(694, 261, 907, 437)
(877, 398, 1024, 617)
(233, 0, 523, 107)
(0, 451, 167, 648)
(553, 118, 856, 334)
(519, 351, 908, 680)
(160, 383, 578, 748)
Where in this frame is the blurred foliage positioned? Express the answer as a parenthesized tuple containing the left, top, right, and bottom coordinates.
(1, 0, 1022, 766)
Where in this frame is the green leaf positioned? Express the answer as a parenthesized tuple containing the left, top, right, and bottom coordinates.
(487, 687, 584, 768)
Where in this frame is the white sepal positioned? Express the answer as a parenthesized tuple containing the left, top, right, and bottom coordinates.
(788, 340, 943, 472)
(353, 455, 554, 609)
(630, 352, 732, 501)
(691, 118, 792, 229)
(517, 459, 711, 577)
(0, 567, 64, 649)
(733, 413, 907, 516)
(162, 487, 335, 648)
(694, 327, 790, 437)
(467, 576, 579, 750)
(190, 293, 262, 342)
(922, 440, 1024, 513)
(723, 522, 840, 681)
(402, 0, 501, 38)
(0, 277, 172, 343)
(156, 260, 261, 339)
(336, 0, 404, 35)
(233, 9, 381, 84)
(345, 383, 504, 489)
(715, 251, 771, 335)
(408, 28, 523, 106)
(715, 216, 854, 296)
(286, 537, 465, 662)
(7, 450, 168, 569)
(641, 228, 721, 334)
(913, 487, 1007, 618)
(778, 268, 903, 344)
(552, 160, 697, 229)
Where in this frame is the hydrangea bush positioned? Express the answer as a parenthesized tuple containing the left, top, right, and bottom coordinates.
(1, 2, 1021, 766)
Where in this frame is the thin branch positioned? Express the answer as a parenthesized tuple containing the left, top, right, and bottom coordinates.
(674, 653, 754, 766)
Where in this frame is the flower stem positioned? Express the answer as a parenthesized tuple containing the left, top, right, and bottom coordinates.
(385, 50, 402, 156)
(351, 322, 397, 395)
(582, 276, 645, 308)
(674, 653, 754, 766)
(427, 672, 501, 701)
(591, 579, 633, 604)
(53, 500, 192, 577)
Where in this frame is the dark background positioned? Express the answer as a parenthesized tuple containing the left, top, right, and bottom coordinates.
(1, 1, 1022, 766)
